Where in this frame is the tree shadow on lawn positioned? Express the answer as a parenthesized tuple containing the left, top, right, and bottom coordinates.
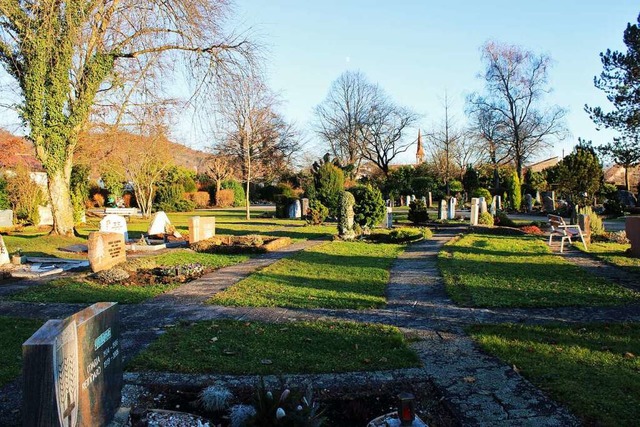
(443, 256, 640, 308)
(284, 251, 397, 269)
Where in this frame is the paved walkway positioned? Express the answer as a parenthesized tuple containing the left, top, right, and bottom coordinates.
(2, 229, 640, 425)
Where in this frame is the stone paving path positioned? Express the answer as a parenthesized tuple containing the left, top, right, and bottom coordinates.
(2, 229, 640, 426)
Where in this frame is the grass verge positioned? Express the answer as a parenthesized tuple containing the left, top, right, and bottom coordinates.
(575, 241, 640, 274)
(209, 241, 403, 309)
(10, 278, 180, 304)
(128, 319, 421, 375)
(439, 234, 639, 307)
(0, 317, 42, 387)
(468, 323, 640, 427)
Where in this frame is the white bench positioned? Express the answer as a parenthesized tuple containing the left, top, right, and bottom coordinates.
(547, 214, 588, 253)
(103, 208, 140, 220)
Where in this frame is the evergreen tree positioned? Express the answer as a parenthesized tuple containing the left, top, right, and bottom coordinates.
(556, 140, 603, 205)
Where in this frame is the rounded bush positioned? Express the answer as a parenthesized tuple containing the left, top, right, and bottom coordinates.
(478, 212, 494, 226)
(408, 199, 429, 224)
(472, 188, 492, 201)
(351, 185, 386, 228)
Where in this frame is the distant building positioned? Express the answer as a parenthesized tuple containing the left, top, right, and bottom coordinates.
(604, 164, 640, 190)
(524, 157, 559, 174)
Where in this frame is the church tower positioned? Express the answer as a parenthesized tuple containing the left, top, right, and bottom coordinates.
(416, 129, 425, 164)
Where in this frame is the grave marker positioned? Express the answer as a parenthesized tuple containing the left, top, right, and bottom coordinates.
(479, 197, 487, 214)
(0, 234, 9, 265)
(87, 232, 126, 273)
(23, 302, 122, 427)
(438, 200, 447, 220)
(626, 217, 640, 258)
(525, 194, 534, 213)
(470, 198, 479, 226)
(147, 211, 171, 236)
(447, 197, 457, 220)
(288, 200, 302, 219)
(386, 207, 393, 229)
(99, 215, 128, 241)
(301, 198, 310, 217)
(427, 192, 432, 208)
(0, 209, 13, 227)
(188, 216, 216, 244)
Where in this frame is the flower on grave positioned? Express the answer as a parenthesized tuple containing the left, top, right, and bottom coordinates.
(276, 407, 286, 419)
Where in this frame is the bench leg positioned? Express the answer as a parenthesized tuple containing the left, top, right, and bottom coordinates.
(548, 233, 553, 246)
(579, 234, 588, 251)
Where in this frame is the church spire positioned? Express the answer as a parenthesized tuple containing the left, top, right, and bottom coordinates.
(416, 129, 425, 164)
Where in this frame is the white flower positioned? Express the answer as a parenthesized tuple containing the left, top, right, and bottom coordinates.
(276, 407, 286, 419)
(296, 405, 303, 411)
(280, 389, 290, 402)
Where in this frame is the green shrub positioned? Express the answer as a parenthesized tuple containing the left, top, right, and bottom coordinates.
(478, 212, 494, 226)
(222, 180, 246, 207)
(306, 199, 328, 225)
(495, 212, 516, 227)
(408, 199, 429, 224)
(472, 188, 492, 201)
(506, 171, 522, 211)
(0, 176, 11, 210)
(315, 162, 345, 217)
(421, 227, 433, 239)
(351, 184, 385, 227)
(410, 176, 437, 198)
(337, 191, 355, 238)
(449, 179, 463, 193)
(7, 166, 45, 225)
(578, 206, 605, 236)
(388, 227, 422, 243)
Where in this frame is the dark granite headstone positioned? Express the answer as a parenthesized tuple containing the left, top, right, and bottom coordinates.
(23, 302, 122, 427)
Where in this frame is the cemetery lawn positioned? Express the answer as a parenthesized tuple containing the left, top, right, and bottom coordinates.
(439, 234, 639, 307)
(468, 323, 640, 427)
(3, 231, 87, 259)
(208, 241, 403, 309)
(10, 251, 249, 304)
(10, 278, 180, 304)
(128, 319, 421, 375)
(575, 242, 640, 274)
(0, 317, 42, 387)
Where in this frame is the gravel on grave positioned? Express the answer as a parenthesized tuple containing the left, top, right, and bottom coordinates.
(143, 410, 209, 427)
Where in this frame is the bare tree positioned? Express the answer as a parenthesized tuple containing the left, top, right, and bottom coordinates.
(216, 72, 301, 219)
(314, 71, 376, 174)
(0, 0, 252, 235)
(205, 155, 234, 203)
(358, 89, 418, 176)
(466, 105, 511, 190)
(467, 41, 567, 180)
(426, 93, 464, 191)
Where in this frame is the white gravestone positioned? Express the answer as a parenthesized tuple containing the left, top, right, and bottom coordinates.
(490, 196, 497, 216)
(0, 209, 13, 227)
(147, 211, 178, 236)
(470, 198, 480, 226)
(405, 195, 411, 206)
(386, 207, 393, 228)
(447, 197, 457, 220)
(479, 197, 488, 214)
(288, 200, 302, 219)
(99, 214, 128, 241)
(0, 235, 10, 265)
(438, 200, 447, 220)
(38, 205, 54, 226)
(525, 194, 534, 213)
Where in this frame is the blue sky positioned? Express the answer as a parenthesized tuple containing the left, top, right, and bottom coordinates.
(211, 0, 638, 165)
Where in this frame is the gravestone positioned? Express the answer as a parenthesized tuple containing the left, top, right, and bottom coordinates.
(38, 205, 54, 226)
(99, 214, 128, 241)
(578, 214, 591, 246)
(421, 196, 427, 206)
(543, 195, 555, 213)
(535, 190, 541, 204)
(288, 200, 302, 219)
(0, 234, 9, 265)
(147, 211, 180, 237)
(87, 232, 126, 273)
(23, 302, 122, 427)
(188, 216, 216, 244)
(411, 195, 416, 202)
(525, 194, 534, 213)
(301, 198, 310, 217)
(479, 197, 488, 214)
(405, 195, 411, 206)
(0, 209, 12, 227)
(438, 200, 447, 220)
(427, 192, 432, 208)
(490, 196, 497, 216)
(470, 198, 479, 226)
(385, 199, 391, 207)
(447, 197, 456, 220)
(386, 207, 393, 229)
(626, 216, 640, 258)
(618, 190, 638, 207)
(496, 195, 502, 211)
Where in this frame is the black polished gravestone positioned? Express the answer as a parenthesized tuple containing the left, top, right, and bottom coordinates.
(22, 302, 122, 427)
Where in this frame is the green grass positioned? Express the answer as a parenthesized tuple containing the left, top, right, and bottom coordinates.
(3, 232, 88, 259)
(576, 241, 640, 274)
(10, 278, 180, 304)
(468, 323, 640, 427)
(10, 251, 249, 304)
(0, 317, 43, 387)
(209, 241, 403, 309)
(128, 319, 421, 375)
(439, 234, 639, 307)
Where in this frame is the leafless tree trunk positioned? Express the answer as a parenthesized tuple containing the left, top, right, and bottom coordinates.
(467, 41, 567, 180)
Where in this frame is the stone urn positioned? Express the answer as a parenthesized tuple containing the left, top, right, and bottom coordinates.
(625, 216, 640, 258)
